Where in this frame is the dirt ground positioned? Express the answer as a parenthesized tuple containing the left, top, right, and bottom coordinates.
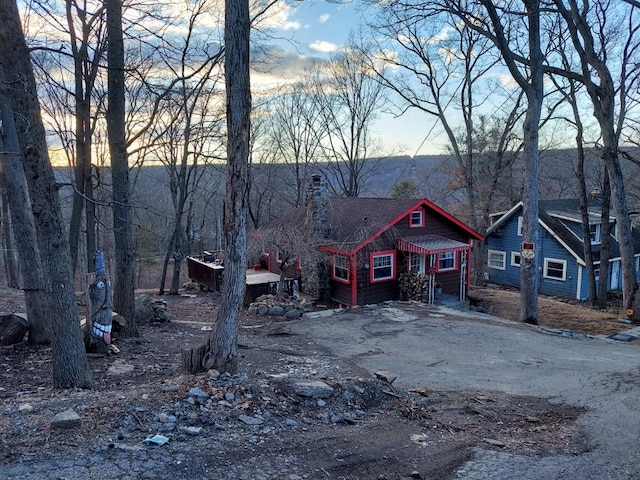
(472, 286, 631, 336)
(0, 285, 622, 479)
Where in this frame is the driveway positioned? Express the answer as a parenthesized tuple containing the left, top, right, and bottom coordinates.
(291, 302, 640, 479)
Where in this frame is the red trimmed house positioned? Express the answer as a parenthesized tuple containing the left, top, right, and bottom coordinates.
(262, 177, 483, 306)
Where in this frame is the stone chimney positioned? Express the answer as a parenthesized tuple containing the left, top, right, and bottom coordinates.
(307, 174, 329, 238)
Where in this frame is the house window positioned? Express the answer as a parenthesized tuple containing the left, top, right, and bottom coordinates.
(409, 253, 424, 274)
(410, 210, 424, 228)
(332, 255, 349, 282)
(589, 224, 601, 244)
(511, 251, 521, 267)
(276, 248, 284, 263)
(438, 251, 456, 271)
(594, 268, 600, 282)
(544, 258, 567, 281)
(371, 251, 395, 282)
(488, 250, 506, 270)
(517, 216, 523, 236)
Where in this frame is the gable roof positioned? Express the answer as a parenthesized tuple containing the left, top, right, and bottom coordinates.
(272, 197, 483, 255)
(487, 198, 640, 264)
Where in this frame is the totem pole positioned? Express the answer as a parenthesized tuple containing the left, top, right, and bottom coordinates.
(88, 251, 113, 353)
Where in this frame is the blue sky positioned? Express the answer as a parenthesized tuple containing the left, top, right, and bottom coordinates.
(258, 1, 445, 157)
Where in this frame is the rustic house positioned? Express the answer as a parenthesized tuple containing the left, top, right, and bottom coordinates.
(262, 176, 483, 306)
(484, 198, 640, 300)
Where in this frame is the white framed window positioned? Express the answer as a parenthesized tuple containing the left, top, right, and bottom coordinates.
(409, 253, 424, 274)
(544, 258, 567, 281)
(589, 224, 601, 244)
(438, 251, 456, 271)
(371, 251, 395, 282)
(594, 268, 600, 282)
(410, 210, 424, 228)
(517, 216, 523, 236)
(333, 255, 349, 282)
(488, 250, 506, 270)
(511, 251, 521, 267)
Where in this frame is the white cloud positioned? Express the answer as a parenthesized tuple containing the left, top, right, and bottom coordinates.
(319, 13, 330, 24)
(309, 40, 338, 53)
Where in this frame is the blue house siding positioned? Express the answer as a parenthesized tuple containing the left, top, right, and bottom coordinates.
(538, 230, 581, 298)
(486, 210, 523, 287)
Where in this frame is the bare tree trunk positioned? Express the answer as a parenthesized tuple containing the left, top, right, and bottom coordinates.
(0, 67, 50, 343)
(107, 0, 138, 336)
(182, 0, 250, 374)
(0, 188, 19, 288)
(0, 0, 92, 388)
(598, 174, 611, 309)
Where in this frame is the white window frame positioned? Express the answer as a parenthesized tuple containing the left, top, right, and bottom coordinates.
(438, 251, 456, 271)
(511, 251, 521, 267)
(488, 250, 506, 270)
(543, 258, 567, 281)
(410, 210, 424, 228)
(409, 253, 424, 274)
(517, 216, 523, 236)
(372, 252, 395, 282)
(333, 255, 349, 282)
(589, 223, 601, 244)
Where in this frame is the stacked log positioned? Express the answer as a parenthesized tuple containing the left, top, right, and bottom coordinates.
(398, 272, 429, 301)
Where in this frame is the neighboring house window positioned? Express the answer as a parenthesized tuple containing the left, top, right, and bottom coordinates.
(438, 251, 456, 271)
(589, 224, 601, 244)
(371, 251, 395, 282)
(332, 255, 349, 283)
(488, 250, 506, 270)
(409, 253, 424, 274)
(410, 210, 424, 228)
(544, 258, 567, 281)
(594, 268, 600, 282)
(276, 248, 284, 263)
(517, 216, 523, 236)
(511, 251, 521, 267)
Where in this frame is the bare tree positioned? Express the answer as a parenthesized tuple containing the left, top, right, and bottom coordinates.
(0, 66, 50, 343)
(106, 0, 137, 336)
(548, 0, 640, 314)
(182, 0, 251, 375)
(440, 0, 545, 324)
(0, 0, 93, 388)
(311, 40, 387, 197)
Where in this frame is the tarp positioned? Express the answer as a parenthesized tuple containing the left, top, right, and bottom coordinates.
(397, 234, 469, 255)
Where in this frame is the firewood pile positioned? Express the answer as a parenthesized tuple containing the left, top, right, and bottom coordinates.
(398, 272, 430, 302)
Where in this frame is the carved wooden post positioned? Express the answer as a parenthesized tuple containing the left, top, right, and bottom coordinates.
(88, 251, 113, 354)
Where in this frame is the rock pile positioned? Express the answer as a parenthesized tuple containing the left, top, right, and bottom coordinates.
(135, 295, 172, 323)
(247, 294, 313, 319)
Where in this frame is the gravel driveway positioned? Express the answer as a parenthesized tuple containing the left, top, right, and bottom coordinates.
(292, 302, 640, 479)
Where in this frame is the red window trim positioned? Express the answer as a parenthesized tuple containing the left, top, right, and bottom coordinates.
(370, 250, 396, 283)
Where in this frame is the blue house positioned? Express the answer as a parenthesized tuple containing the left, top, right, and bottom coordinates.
(484, 198, 640, 300)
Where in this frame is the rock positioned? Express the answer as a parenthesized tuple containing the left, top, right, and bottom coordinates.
(374, 370, 397, 384)
(483, 438, 506, 447)
(188, 387, 210, 403)
(51, 409, 81, 429)
(258, 304, 269, 316)
(224, 392, 235, 402)
(185, 426, 203, 436)
(18, 403, 34, 414)
(108, 360, 134, 375)
(161, 385, 180, 393)
(410, 471, 421, 479)
(0, 313, 29, 345)
(294, 380, 334, 399)
(238, 414, 264, 425)
(268, 306, 286, 316)
(284, 309, 301, 319)
(286, 419, 299, 428)
(207, 369, 221, 380)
